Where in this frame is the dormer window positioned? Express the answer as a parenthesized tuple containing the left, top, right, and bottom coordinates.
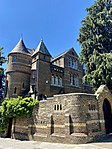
(12, 56, 17, 62)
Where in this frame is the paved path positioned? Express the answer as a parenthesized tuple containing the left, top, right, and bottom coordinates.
(0, 137, 112, 149)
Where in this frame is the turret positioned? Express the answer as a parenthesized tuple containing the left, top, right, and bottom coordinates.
(30, 40, 52, 99)
(6, 39, 32, 98)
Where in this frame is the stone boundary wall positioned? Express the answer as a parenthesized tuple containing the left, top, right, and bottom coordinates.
(11, 85, 112, 144)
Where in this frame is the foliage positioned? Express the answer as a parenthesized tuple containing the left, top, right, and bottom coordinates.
(0, 47, 6, 67)
(83, 50, 112, 91)
(0, 108, 8, 133)
(0, 97, 38, 132)
(0, 47, 6, 101)
(77, 0, 112, 90)
(1, 96, 38, 118)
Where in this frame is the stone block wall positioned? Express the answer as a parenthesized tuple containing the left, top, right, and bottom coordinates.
(12, 87, 112, 143)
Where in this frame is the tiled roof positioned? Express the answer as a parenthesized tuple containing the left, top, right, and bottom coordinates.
(9, 39, 31, 55)
(32, 40, 51, 57)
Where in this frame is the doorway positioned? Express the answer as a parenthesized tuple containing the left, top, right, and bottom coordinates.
(103, 99, 112, 134)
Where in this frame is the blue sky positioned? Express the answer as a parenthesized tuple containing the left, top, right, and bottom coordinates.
(0, 0, 95, 69)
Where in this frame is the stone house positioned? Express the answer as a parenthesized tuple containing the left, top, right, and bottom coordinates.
(5, 39, 112, 144)
(6, 38, 87, 99)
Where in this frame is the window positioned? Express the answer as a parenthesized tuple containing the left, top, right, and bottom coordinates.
(54, 104, 62, 111)
(51, 75, 55, 85)
(58, 77, 60, 86)
(69, 58, 72, 67)
(22, 83, 25, 88)
(70, 74, 79, 87)
(89, 104, 96, 111)
(70, 74, 73, 85)
(12, 56, 17, 62)
(73, 75, 75, 85)
(55, 76, 58, 86)
(32, 71, 35, 79)
(54, 105, 56, 110)
(72, 61, 74, 68)
(51, 75, 63, 86)
(75, 61, 78, 69)
(29, 60, 31, 64)
(59, 77, 62, 86)
(60, 104, 62, 110)
(68, 58, 78, 70)
(14, 87, 17, 94)
(68, 59, 71, 67)
(75, 78, 79, 87)
(57, 104, 59, 110)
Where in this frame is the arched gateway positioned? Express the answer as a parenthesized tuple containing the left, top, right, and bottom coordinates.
(103, 99, 112, 134)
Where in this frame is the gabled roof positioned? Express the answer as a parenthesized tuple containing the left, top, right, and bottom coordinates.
(9, 39, 31, 55)
(51, 47, 79, 62)
(32, 40, 51, 57)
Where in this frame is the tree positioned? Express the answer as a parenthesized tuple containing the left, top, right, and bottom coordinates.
(77, 0, 112, 90)
(83, 50, 112, 90)
(0, 47, 6, 101)
(0, 96, 38, 137)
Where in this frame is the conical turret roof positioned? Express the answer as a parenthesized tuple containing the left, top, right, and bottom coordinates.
(32, 40, 51, 57)
(9, 39, 30, 55)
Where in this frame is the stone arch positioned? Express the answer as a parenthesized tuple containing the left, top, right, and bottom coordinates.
(95, 85, 112, 133)
(103, 98, 112, 134)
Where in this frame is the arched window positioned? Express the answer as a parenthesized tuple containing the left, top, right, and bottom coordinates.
(14, 87, 17, 94)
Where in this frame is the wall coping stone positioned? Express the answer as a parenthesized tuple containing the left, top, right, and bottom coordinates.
(53, 93, 96, 97)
